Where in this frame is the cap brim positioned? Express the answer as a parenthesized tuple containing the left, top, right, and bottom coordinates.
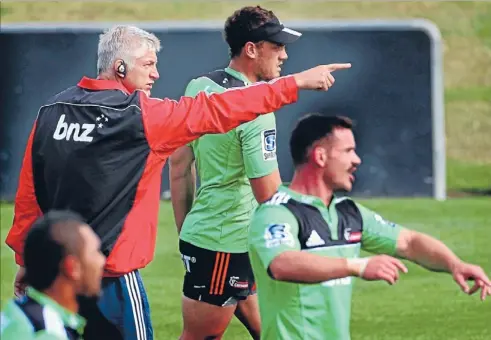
(267, 27, 302, 44)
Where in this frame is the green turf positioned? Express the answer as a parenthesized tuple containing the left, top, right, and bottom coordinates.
(1, 200, 490, 339)
(447, 159, 491, 194)
(1, 0, 490, 192)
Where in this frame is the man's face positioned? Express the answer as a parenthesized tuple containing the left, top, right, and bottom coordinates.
(123, 48, 159, 96)
(76, 225, 106, 297)
(254, 41, 288, 81)
(315, 128, 361, 192)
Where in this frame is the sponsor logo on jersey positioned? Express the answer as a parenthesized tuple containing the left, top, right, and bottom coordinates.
(306, 230, 326, 247)
(229, 276, 249, 289)
(344, 228, 362, 243)
(264, 223, 295, 248)
(52, 113, 109, 143)
(53, 114, 95, 142)
(261, 129, 277, 161)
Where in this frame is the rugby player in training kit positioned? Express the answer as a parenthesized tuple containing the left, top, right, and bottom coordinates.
(248, 114, 491, 340)
(170, 6, 348, 340)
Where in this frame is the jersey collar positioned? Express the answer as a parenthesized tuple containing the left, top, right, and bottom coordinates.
(279, 185, 335, 211)
(78, 76, 131, 95)
(224, 67, 251, 85)
(27, 287, 86, 333)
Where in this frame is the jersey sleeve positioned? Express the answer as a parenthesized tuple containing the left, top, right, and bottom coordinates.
(140, 75, 298, 157)
(248, 204, 300, 269)
(357, 202, 403, 255)
(237, 114, 279, 179)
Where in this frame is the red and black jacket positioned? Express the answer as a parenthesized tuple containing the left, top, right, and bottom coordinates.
(6, 75, 298, 276)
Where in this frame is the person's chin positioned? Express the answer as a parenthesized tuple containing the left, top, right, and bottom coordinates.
(342, 182, 353, 192)
(93, 286, 103, 298)
(82, 288, 102, 299)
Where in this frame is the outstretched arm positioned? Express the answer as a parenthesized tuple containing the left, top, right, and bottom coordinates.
(396, 229, 491, 300)
(143, 63, 351, 156)
(357, 201, 491, 301)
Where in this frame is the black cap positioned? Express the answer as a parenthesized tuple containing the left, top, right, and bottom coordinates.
(248, 17, 302, 45)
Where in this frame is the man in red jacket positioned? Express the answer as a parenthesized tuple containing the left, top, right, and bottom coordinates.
(5, 25, 350, 339)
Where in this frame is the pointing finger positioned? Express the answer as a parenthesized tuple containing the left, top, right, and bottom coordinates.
(326, 63, 352, 72)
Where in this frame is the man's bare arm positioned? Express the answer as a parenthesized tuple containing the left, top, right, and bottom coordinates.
(269, 251, 407, 285)
(249, 170, 282, 203)
(396, 229, 461, 272)
(169, 146, 196, 234)
(396, 229, 491, 300)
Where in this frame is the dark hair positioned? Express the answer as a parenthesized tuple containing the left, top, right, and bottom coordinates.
(290, 114, 354, 166)
(224, 5, 277, 58)
(24, 210, 86, 291)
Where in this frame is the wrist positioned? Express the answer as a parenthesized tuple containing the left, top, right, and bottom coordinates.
(347, 258, 369, 277)
(448, 258, 463, 273)
(293, 74, 304, 88)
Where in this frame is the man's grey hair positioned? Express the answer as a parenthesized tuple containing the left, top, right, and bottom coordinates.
(97, 25, 161, 74)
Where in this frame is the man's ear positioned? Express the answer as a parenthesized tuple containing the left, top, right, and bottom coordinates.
(243, 42, 259, 59)
(114, 60, 127, 78)
(311, 145, 328, 168)
(61, 255, 81, 281)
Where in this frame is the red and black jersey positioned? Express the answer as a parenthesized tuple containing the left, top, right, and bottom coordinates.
(6, 76, 298, 276)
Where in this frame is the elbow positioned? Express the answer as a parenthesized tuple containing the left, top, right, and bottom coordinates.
(396, 228, 416, 258)
(170, 167, 186, 181)
(268, 257, 289, 281)
(169, 161, 191, 181)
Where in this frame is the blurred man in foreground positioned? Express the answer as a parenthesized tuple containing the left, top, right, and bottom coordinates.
(170, 6, 314, 339)
(5, 24, 350, 339)
(248, 114, 491, 340)
(1, 211, 106, 340)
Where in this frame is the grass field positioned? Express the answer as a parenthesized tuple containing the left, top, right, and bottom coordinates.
(0, 1, 490, 339)
(1, 200, 491, 339)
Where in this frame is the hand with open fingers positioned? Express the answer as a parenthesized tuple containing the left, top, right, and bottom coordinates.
(349, 255, 408, 285)
(293, 63, 351, 91)
(451, 261, 491, 301)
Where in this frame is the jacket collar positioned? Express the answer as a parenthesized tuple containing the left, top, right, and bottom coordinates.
(77, 76, 131, 95)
